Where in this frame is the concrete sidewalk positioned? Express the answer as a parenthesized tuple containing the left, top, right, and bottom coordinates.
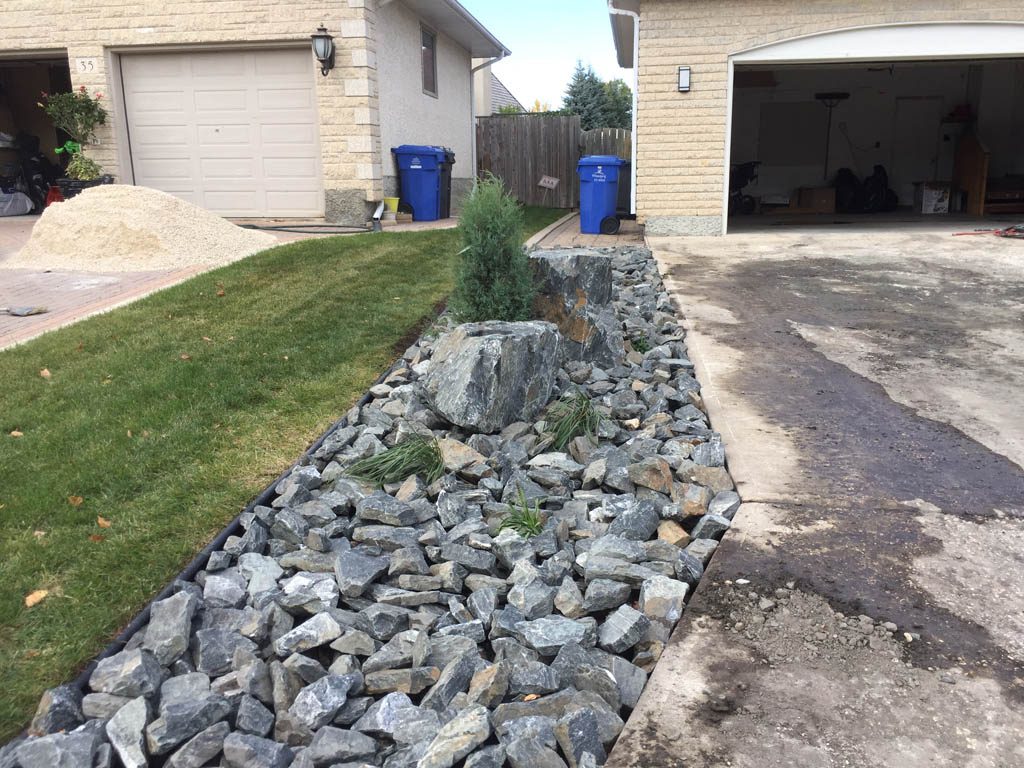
(608, 229, 1024, 767)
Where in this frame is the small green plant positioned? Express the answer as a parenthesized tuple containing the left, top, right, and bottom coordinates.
(347, 433, 444, 485)
(499, 488, 546, 538)
(450, 174, 534, 322)
(65, 152, 102, 181)
(546, 390, 603, 451)
(630, 334, 652, 354)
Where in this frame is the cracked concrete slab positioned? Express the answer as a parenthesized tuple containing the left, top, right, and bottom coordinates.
(607, 230, 1024, 767)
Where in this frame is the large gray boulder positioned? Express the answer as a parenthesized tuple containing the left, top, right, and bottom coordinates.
(530, 249, 624, 366)
(422, 321, 561, 433)
(531, 248, 613, 305)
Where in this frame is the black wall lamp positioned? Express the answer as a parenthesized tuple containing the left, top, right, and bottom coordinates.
(311, 26, 335, 76)
(678, 66, 691, 92)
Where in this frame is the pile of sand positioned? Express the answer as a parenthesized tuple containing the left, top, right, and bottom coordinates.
(6, 185, 278, 272)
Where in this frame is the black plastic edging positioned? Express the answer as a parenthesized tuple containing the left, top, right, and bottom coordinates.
(64, 364, 397, 697)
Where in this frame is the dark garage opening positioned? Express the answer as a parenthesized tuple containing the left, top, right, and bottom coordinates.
(728, 58, 1024, 228)
(0, 55, 72, 214)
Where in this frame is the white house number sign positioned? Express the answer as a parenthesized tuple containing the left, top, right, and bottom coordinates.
(74, 57, 99, 74)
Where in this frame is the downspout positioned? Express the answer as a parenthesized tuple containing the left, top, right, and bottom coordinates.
(608, 1, 639, 216)
(470, 50, 508, 186)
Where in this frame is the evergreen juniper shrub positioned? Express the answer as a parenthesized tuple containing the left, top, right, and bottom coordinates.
(450, 174, 534, 322)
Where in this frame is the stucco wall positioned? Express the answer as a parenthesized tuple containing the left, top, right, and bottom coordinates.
(473, 60, 494, 118)
(0, 0, 382, 222)
(376, 0, 474, 208)
(635, 0, 1024, 234)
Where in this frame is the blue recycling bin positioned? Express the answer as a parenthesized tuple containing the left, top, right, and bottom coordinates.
(392, 145, 446, 221)
(578, 155, 625, 234)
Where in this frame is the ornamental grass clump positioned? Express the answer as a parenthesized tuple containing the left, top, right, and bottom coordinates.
(546, 390, 604, 450)
(450, 174, 534, 322)
(499, 488, 547, 538)
(347, 433, 444, 485)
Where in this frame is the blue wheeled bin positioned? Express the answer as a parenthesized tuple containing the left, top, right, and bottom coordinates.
(577, 155, 625, 234)
(391, 145, 449, 221)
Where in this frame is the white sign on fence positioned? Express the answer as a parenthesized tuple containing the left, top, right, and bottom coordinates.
(537, 175, 560, 190)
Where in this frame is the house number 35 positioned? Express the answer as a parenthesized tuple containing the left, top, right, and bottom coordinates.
(75, 58, 98, 74)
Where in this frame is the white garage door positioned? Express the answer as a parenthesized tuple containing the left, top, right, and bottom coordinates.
(121, 49, 323, 217)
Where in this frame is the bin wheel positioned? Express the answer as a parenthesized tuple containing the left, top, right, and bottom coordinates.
(599, 215, 621, 235)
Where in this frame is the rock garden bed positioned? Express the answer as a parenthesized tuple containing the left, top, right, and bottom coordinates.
(5, 245, 739, 768)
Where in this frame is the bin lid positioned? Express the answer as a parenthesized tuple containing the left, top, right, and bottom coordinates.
(392, 144, 447, 159)
(578, 155, 625, 167)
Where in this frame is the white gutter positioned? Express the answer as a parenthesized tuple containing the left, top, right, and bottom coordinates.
(469, 50, 507, 185)
(608, 1, 639, 216)
(471, 49, 505, 74)
(445, 0, 511, 60)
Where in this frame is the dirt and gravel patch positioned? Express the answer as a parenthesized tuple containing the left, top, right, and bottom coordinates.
(5, 185, 277, 273)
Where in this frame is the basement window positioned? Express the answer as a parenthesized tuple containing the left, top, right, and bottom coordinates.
(421, 26, 437, 97)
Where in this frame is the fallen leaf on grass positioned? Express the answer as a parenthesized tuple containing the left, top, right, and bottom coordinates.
(24, 590, 48, 608)
(88, 534, 105, 543)
(96, 516, 112, 528)
(39, 368, 51, 379)
(126, 430, 132, 438)
(216, 286, 226, 297)
(68, 495, 84, 507)
(180, 353, 192, 361)
(33, 530, 45, 539)
(202, 336, 212, 343)
(10, 430, 23, 437)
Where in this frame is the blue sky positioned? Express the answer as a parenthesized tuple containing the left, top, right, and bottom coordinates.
(459, 0, 632, 110)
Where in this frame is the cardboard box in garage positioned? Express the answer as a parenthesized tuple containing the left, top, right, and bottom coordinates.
(797, 187, 836, 213)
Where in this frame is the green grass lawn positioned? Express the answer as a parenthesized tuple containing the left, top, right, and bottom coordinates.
(0, 206, 566, 739)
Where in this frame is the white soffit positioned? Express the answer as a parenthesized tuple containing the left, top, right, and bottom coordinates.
(608, 0, 640, 68)
(401, 0, 509, 58)
(732, 22, 1024, 65)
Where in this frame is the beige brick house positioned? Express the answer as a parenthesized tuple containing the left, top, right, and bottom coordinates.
(609, 1, 1024, 235)
(0, 0, 507, 224)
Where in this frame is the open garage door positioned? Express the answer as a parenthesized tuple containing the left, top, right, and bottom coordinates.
(725, 23, 1024, 230)
(121, 49, 323, 218)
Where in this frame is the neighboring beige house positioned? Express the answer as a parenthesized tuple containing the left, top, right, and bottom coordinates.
(609, 1, 1024, 235)
(473, 65, 525, 115)
(0, 0, 508, 224)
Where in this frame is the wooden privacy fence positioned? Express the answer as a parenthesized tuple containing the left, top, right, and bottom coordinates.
(476, 114, 632, 208)
(581, 126, 632, 161)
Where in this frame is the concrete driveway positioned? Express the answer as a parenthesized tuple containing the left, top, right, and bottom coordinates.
(608, 227, 1024, 767)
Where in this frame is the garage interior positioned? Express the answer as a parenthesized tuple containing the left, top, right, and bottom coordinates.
(728, 57, 1024, 229)
(0, 55, 70, 213)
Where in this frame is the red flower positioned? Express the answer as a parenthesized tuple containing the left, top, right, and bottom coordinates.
(79, 85, 86, 92)
(95, 92, 103, 99)
(39, 91, 48, 98)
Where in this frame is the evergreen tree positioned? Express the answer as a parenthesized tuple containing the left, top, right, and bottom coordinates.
(450, 175, 533, 323)
(562, 61, 608, 130)
(603, 79, 633, 130)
